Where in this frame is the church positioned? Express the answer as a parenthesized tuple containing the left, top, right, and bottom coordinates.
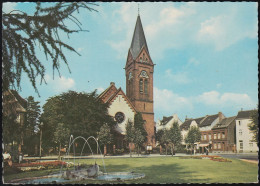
(98, 14, 155, 150)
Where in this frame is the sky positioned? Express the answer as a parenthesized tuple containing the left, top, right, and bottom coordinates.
(3, 2, 258, 122)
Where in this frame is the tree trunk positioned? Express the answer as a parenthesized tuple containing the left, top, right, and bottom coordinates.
(129, 143, 132, 157)
(165, 144, 167, 156)
(58, 142, 61, 158)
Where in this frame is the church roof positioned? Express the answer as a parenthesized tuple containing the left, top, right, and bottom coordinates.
(130, 15, 150, 60)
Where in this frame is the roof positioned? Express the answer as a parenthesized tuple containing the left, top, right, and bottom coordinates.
(199, 114, 219, 127)
(212, 116, 236, 129)
(194, 117, 205, 125)
(160, 116, 173, 125)
(129, 15, 150, 60)
(180, 119, 193, 130)
(10, 90, 27, 109)
(236, 110, 254, 119)
(107, 88, 137, 114)
(98, 82, 118, 103)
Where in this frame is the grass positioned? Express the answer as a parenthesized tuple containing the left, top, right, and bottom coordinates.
(4, 156, 258, 184)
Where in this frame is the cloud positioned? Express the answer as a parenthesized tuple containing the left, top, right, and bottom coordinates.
(2, 2, 17, 13)
(96, 87, 105, 94)
(196, 90, 256, 109)
(154, 87, 193, 116)
(165, 69, 191, 84)
(108, 2, 257, 59)
(45, 74, 75, 93)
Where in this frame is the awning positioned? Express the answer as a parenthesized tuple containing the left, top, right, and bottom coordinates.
(199, 144, 209, 147)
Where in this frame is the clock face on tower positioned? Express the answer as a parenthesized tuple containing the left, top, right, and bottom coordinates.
(115, 112, 125, 123)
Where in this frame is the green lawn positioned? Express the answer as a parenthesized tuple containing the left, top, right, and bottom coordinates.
(4, 157, 258, 184)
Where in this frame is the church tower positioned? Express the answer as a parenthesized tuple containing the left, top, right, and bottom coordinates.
(125, 14, 155, 147)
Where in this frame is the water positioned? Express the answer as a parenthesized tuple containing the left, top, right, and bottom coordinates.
(96, 172, 145, 181)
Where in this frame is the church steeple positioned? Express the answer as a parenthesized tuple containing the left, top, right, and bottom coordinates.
(129, 15, 150, 60)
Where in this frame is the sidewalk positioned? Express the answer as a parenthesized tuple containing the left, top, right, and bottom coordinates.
(23, 152, 258, 161)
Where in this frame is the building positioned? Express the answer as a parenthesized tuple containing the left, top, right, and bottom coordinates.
(235, 110, 258, 153)
(198, 112, 225, 153)
(125, 14, 155, 147)
(180, 118, 200, 146)
(99, 13, 156, 150)
(211, 116, 236, 153)
(3, 90, 27, 153)
(98, 82, 137, 149)
(156, 114, 182, 131)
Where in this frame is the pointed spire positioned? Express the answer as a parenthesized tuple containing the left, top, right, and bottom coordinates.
(129, 15, 150, 60)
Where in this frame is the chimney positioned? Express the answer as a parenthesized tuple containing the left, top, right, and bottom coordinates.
(185, 115, 188, 121)
(110, 82, 115, 86)
(218, 112, 223, 122)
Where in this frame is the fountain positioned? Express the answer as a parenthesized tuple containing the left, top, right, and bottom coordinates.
(10, 135, 145, 184)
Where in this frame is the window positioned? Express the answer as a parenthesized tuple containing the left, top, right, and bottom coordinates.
(238, 121, 241, 126)
(249, 143, 253, 147)
(218, 133, 221, 139)
(204, 134, 207, 140)
(144, 79, 148, 94)
(208, 134, 211, 140)
(239, 140, 243, 150)
(214, 143, 217, 149)
(143, 53, 145, 62)
(218, 143, 221, 149)
(239, 129, 242, 136)
(139, 79, 143, 93)
(222, 132, 225, 139)
(214, 133, 217, 139)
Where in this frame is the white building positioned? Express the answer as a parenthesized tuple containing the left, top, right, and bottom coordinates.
(156, 114, 182, 131)
(235, 110, 258, 153)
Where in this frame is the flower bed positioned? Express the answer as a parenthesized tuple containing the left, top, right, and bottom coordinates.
(210, 157, 232, 162)
(14, 160, 66, 168)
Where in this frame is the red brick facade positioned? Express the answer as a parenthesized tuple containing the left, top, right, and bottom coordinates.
(125, 49, 155, 147)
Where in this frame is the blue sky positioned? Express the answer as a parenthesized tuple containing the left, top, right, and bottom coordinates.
(3, 2, 258, 122)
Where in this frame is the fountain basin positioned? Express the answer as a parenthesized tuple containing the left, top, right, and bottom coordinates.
(96, 172, 145, 181)
(10, 172, 145, 184)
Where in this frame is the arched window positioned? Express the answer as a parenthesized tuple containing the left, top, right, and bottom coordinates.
(144, 79, 148, 94)
(139, 79, 143, 93)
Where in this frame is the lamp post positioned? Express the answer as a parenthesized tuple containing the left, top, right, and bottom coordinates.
(39, 122, 43, 159)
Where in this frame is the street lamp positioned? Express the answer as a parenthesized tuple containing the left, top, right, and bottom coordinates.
(39, 122, 43, 159)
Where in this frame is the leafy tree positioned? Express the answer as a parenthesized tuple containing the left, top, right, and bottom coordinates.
(41, 90, 115, 153)
(134, 112, 148, 142)
(185, 126, 201, 155)
(133, 128, 145, 156)
(24, 96, 41, 155)
(168, 122, 182, 156)
(125, 120, 135, 157)
(160, 129, 171, 155)
(2, 2, 97, 95)
(248, 108, 258, 143)
(53, 123, 70, 157)
(98, 123, 114, 155)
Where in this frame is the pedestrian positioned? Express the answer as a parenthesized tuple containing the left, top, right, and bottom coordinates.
(3, 151, 12, 167)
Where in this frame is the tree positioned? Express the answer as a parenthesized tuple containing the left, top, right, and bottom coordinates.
(53, 123, 70, 158)
(24, 96, 41, 155)
(248, 108, 258, 143)
(2, 2, 97, 95)
(98, 123, 114, 155)
(134, 112, 148, 142)
(168, 122, 182, 156)
(185, 126, 201, 155)
(133, 128, 145, 156)
(41, 90, 115, 153)
(125, 120, 135, 157)
(161, 129, 171, 155)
